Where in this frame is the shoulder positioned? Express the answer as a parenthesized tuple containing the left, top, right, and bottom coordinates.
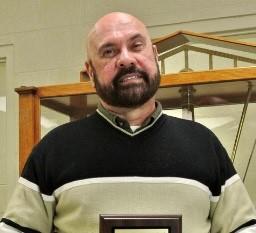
(160, 114, 227, 155)
(26, 113, 102, 160)
(163, 114, 234, 165)
(162, 114, 213, 137)
(21, 113, 102, 185)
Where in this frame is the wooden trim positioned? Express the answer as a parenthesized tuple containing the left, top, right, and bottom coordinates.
(160, 67, 256, 87)
(18, 92, 40, 173)
(153, 30, 256, 55)
(153, 30, 256, 48)
(158, 44, 256, 64)
(32, 67, 256, 99)
(37, 82, 95, 98)
(184, 45, 256, 63)
(15, 86, 37, 95)
(15, 66, 256, 172)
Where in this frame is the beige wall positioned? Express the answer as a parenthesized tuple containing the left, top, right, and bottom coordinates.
(0, 0, 256, 214)
(1, 0, 256, 86)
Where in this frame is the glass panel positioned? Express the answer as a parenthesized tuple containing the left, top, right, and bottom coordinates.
(157, 80, 255, 111)
(195, 105, 242, 156)
(234, 102, 256, 205)
(196, 103, 256, 206)
(160, 80, 256, 205)
(39, 79, 256, 205)
(41, 104, 70, 137)
(40, 93, 98, 138)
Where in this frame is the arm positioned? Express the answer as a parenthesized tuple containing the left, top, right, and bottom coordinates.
(0, 177, 55, 233)
(236, 225, 256, 233)
(0, 138, 56, 233)
(210, 175, 256, 233)
(0, 222, 23, 233)
(209, 134, 256, 233)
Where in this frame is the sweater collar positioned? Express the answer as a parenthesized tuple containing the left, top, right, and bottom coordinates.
(96, 101, 162, 135)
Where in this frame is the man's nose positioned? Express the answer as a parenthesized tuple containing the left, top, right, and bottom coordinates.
(117, 49, 136, 68)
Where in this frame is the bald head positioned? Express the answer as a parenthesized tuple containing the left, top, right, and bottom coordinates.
(89, 12, 148, 37)
(84, 12, 160, 109)
(86, 12, 151, 60)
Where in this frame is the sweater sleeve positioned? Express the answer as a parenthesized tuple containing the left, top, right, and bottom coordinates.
(209, 134, 256, 233)
(0, 141, 56, 233)
(235, 224, 256, 232)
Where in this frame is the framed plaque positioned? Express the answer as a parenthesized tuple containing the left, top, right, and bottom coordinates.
(99, 215, 182, 233)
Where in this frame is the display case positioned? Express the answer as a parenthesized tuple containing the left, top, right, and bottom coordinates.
(15, 31, 256, 204)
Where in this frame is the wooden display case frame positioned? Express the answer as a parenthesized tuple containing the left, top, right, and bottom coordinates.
(15, 66, 256, 172)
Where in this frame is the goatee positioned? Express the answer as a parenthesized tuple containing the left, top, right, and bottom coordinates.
(93, 65, 160, 108)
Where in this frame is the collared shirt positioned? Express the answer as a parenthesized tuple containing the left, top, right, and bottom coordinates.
(96, 101, 162, 135)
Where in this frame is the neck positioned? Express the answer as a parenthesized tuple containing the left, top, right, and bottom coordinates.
(100, 98, 156, 126)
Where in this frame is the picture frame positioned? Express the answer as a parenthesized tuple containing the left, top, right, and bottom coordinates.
(99, 214, 182, 233)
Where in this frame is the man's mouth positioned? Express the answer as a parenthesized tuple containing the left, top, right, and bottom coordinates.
(118, 73, 143, 84)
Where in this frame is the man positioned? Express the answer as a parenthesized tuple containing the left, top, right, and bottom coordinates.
(1, 12, 256, 233)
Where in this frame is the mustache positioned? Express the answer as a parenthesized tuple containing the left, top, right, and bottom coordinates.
(113, 66, 149, 86)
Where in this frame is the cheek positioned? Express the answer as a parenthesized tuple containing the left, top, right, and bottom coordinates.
(137, 54, 158, 74)
(96, 61, 116, 84)
(103, 63, 115, 76)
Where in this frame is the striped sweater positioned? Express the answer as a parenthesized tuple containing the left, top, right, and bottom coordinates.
(1, 112, 256, 233)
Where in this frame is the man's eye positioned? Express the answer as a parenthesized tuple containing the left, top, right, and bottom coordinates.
(133, 42, 144, 51)
(102, 48, 116, 58)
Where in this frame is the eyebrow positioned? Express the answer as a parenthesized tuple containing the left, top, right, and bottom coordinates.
(128, 33, 146, 43)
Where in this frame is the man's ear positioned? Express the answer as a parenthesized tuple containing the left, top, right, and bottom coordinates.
(152, 45, 159, 61)
(85, 61, 95, 87)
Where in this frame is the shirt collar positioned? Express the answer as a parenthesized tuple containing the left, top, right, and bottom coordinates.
(97, 101, 162, 134)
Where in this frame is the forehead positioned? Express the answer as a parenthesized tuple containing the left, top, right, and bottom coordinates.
(89, 16, 149, 51)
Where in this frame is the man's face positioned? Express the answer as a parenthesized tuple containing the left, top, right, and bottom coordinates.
(87, 14, 160, 108)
